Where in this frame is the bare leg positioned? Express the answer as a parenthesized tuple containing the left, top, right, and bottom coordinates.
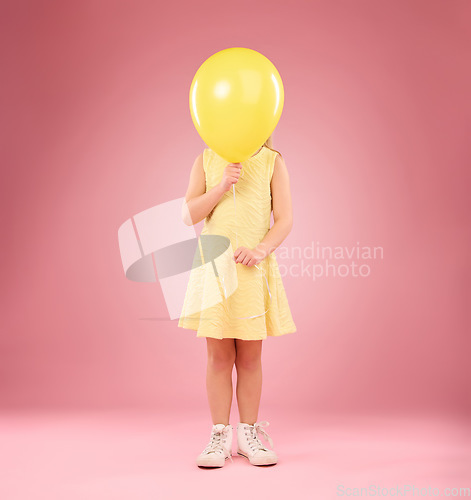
(206, 338, 236, 425)
(235, 339, 263, 424)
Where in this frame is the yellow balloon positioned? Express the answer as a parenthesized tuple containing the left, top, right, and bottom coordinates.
(189, 47, 284, 163)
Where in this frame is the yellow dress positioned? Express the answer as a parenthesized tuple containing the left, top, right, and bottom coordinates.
(177, 145, 297, 341)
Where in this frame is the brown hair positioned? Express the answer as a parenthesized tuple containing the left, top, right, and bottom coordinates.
(262, 134, 283, 159)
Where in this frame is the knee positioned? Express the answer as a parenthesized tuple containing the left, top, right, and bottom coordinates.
(235, 352, 261, 371)
(208, 350, 236, 371)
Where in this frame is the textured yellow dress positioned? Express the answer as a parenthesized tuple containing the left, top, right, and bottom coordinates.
(177, 145, 297, 340)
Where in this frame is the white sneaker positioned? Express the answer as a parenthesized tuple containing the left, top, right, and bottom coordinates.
(196, 423, 233, 468)
(236, 420, 278, 466)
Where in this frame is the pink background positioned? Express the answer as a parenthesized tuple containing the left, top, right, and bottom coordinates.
(2, 2, 470, 497)
(2, 1, 470, 417)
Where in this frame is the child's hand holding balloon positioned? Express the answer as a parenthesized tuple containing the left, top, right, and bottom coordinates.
(219, 163, 242, 193)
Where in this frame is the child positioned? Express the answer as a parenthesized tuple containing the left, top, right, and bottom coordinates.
(178, 134, 296, 467)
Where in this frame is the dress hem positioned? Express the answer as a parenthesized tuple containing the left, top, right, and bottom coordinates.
(178, 323, 297, 340)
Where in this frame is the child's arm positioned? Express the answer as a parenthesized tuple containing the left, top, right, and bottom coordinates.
(234, 154, 293, 265)
(182, 153, 242, 225)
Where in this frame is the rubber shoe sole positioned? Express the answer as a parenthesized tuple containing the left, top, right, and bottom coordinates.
(237, 449, 278, 466)
(196, 454, 231, 468)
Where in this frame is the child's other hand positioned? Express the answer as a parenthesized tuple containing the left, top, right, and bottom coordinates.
(219, 163, 242, 193)
(233, 246, 265, 267)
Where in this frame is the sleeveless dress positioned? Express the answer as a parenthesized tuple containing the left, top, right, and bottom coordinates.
(177, 145, 297, 341)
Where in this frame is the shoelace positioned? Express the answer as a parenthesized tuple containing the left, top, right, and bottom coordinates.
(245, 421, 274, 452)
(203, 426, 233, 462)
